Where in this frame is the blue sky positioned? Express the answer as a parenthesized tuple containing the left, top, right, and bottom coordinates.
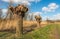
(0, 0, 60, 20)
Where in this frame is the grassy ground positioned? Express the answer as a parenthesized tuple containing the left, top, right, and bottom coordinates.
(0, 24, 60, 39)
(23, 24, 60, 39)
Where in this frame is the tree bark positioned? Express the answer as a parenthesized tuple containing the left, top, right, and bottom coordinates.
(15, 15, 23, 37)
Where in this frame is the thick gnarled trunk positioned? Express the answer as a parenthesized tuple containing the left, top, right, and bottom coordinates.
(15, 15, 23, 37)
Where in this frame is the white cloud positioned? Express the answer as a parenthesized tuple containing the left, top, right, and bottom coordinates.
(2, 0, 41, 6)
(42, 3, 59, 13)
(48, 3, 59, 10)
(42, 7, 50, 12)
(33, 12, 42, 16)
(42, 16, 49, 20)
(28, 12, 42, 17)
(1, 9, 8, 18)
(2, 9, 8, 13)
(21, 1, 31, 6)
(45, 13, 60, 20)
(52, 13, 60, 20)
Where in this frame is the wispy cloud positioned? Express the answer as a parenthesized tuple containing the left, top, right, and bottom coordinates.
(1, 9, 8, 18)
(43, 13, 60, 20)
(2, 0, 41, 6)
(33, 12, 42, 16)
(49, 13, 60, 20)
(2, 9, 8, 13)
(42, 3, 59, 13)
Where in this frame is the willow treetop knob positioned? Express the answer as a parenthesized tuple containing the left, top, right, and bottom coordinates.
(35, 15, 42, 23)
(9, 4, 28, 17)
(15, 4, 28, 17)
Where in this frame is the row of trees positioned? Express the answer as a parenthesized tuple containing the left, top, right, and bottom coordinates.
(24, 13, 40, 21)
(0, 9, 37, 21)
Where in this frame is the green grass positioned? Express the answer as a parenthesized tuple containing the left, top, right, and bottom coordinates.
(23, 24, 60, 39)
(0, 24, 60, 39)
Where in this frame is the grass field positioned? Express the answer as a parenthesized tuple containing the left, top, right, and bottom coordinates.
(23, 24, 60, 39)
(0, 24, 60, 39)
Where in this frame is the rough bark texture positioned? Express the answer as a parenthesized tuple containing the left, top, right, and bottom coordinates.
(15, 15, 23, 37)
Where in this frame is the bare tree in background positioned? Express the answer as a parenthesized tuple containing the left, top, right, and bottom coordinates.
(46, 18, 55, 24)
(24, 13, 28, 20)
(35, 15, 42, 28)
(6, 0, 13, 19)
(0, 9, 2, 19)
(30, 13, 34, 21)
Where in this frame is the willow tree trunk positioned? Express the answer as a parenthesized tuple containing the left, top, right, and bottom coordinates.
(15, 15, 23, 37)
